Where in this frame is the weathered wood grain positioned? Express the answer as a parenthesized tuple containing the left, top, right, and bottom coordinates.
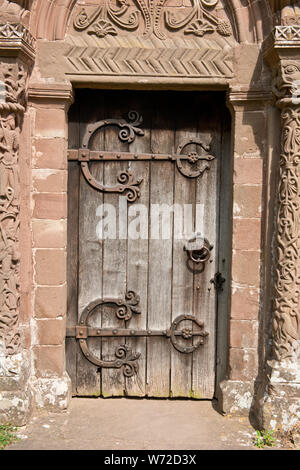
(67, 90, 225, 399)
(146, 102, 174, 397)
(125, 100, 151, 396)
(192, 100, 219, 399)
(170, 122, 196, 398)
(76, 99, 106, 396)
(101, 105, 129, 397)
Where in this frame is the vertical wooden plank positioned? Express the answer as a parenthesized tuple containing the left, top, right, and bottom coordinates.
(66, 163, 79, 395)
(192, 96, 219, 398)
(215, 100, 232, 389)
(125, 101, 151, 396)
(66, 103, 80, 395)
(146, 97, 174, 397)
(101, 103, 129, 397)
(170, 116, 196, 398)
(76, 92, 106, 396)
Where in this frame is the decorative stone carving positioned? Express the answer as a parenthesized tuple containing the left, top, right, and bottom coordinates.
(271, 61, 300, 360)
(270, 1, 300, 26)
(66, 33, 234, 79)
(280, 4, 300, 26)
(0, 22, 35, 49)
(73, 0, 232, 40)
(66, 1, 234, 80)
(0, 61, 26, 356)
(0, 1, 32, 25)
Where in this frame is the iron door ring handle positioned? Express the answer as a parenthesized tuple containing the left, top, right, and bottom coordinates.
(184, 234, 213, 267)
(188, 246, 211, 264)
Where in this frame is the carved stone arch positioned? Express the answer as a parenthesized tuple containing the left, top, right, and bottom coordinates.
(29, 0, 273, 43)
(30, 0, 78, 40)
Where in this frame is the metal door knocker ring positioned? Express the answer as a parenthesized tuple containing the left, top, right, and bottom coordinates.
(184, 233, 213, 272)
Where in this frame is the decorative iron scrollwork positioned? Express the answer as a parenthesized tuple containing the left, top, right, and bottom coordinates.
(80, 290, 141, 325)
(77, 291, 141, 379)
(80, 111, 144, 202)
(69, 111, 216, 202)
(170, 314, 209, 354)
(79, 340, 141, 378)
(82, 111, 144, 149)
(81, 163, 143, 202)
(69, 290, 209, 380)
(176, 139, 215, 178)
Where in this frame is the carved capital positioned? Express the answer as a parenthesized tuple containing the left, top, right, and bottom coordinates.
(0, 22, 35, 62)
(272, 60, 300, 107)
(269, 1, 300, 26)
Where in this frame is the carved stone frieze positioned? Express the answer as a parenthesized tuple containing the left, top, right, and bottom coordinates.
(73, 0, 232, 40)
(0, 61, 26, 356)
(66, 1, 234, 80)
(65, 33, 234, 78)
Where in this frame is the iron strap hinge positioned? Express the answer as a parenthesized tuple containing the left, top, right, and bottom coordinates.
(70, 327, 208, 339)
(75, 326, 88, 339)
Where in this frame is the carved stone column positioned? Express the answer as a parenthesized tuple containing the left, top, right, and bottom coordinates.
(262, 18, 300, 430)
(0, 22, 35, 424)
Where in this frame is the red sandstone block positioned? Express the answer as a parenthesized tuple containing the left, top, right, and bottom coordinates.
(230, 320, 258, 349)
(233, 110, 266, 156)
(33, 193, 67, 220)
(234, 158, 263, 185)
(35, 249, 66, 286)
(34, 285, 67, 319)
(34, 139, 67, 170)
(36, 319, 66, 346)
(32, 219, 67, 249)
(33, 345, 65, 377)
(232, 251, 260, 287)
(233, 218, 261, 251)
(229, 348, 258, 381)
(35, 108, 66, 139)
(32, 169, 67, 193)
(231, 287, 260, 320)
(233, 185, 262, 218)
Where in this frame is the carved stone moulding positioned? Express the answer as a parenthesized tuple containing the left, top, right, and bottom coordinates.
(71, 0, 233, 41)
(65, 34, 234, 80)
(263, 27, 300, 362)
(0, 63, 25, 357)
(64, 0, 235, 82)
(0, 22, 35, 61)
(0, 25, 34, 356)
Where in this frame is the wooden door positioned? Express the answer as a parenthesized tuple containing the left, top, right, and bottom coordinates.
(66, 90, 225, 399)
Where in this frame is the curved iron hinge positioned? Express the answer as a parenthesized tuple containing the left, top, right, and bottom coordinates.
(71, 291, 209, 380)
(80, 111, 144, 202)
